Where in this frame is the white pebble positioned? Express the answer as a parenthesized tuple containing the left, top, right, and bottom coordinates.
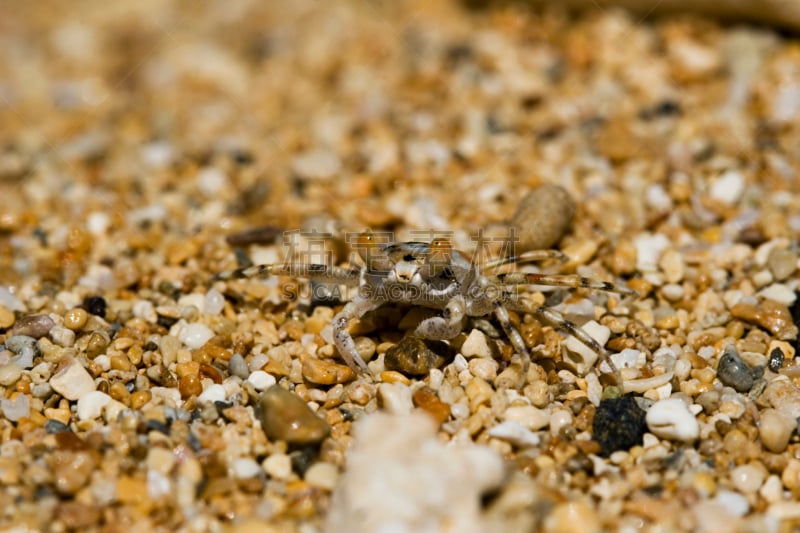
(103, 399, 127, 423)
(49, 326, 76, 347)
(611, 348, 643, 369)
(197, 167, 228, 196)
(646, 398, 699, 442)
(758, 283, 797, 306)
(177, 293, 205, 312)
(86, 211, 110, 236)
(452, 353, 468, 372)
(759, 408, 795, 453)
(292, 148, 341, 180)
(709, 170, 745, 205)
(77, 390, 112, 421)
(634, 233, 671, 272)
(487, 421, 540, 448)
(263, 453, 292, 480)
(305, 461, 339, 491)
(661, 283, 684, 301)
(730, 464, 765, 494)
(564, 321, 610, 375)
(246, 370, 276, 391)
(248, 353, 268, 372)
(468, 358, 498, 381)
(760, 475, 784, 504)
(93, 355, 111, 372)
(461, 329, 492, 358)
(0, 287, 24, 312)
(49, 359, 97, 401)
(132, 300, 157, 323)
(203, 289, 225, 315)
(377, 382, 414, 415)
(549, 409, 573, 436)
(178, 322, 214, 349)
(714, 489, 749, 517)
(502, 405, 550, 431)
(231, 457, 262, 479)
(197, 384, 227, 404)
(0, 394, 29, 421)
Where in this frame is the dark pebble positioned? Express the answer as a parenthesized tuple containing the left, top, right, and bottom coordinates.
(716, 344, 759, 393)
(44, 419, 71, 434)
(593, 396, 647, 457)
(384, 337, 451, 376)
(768, 347, 785, 373)
(228, 353, 250, 379)
(290, 446, 318, 476)
(81, 296, 107, 318)
(11, 314, 56, 338)
(258, 385, 330, 444)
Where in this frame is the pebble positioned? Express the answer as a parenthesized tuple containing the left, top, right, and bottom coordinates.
(461, 329, 494, 358)
(5, 335, 38, 368)
(542, 500, 600, 533)
(76, 390, 112, 421)
(147, 447, 176, 475)
(302, 357, 355, 385)
(730, 463, 766, 494)
(0, 287, 24, 312)
(63, 308, 88, 330)
(487, 421, 541, 448)
(468, 358, 498, 382)
(511, 184, 575, 252)
(758, 377, 800, 419)
(292, 148, 341, 180)
(1, 393, 29, 421)
(593, 396, 647, 456)
(384, 337, 449, 375)
(49, 325, 76, 348)
(766, 247, 797, 281)
(0, 363, 22, 386)
(757, 283, 797, 306)
(49, 359, 97, 401)
(12, 314, 56, 338)
(178, 323, 215, 349)
(645, 398, 699, 442)
(304, 461, 339, 491)
(412, 386, 451, 425)
(227, 353, 250, 379)
(716, 344, 756, 392)
(502, 405, 550, 430)
(758, 408, 795, 453)
(178, 374, 203, 398)
(709, 170, 745, 205)
(633, 233, 670, 272)
(246, 370, 276, 391)
(377, 382, 414, 414)
(197, 384, 227, 404)
(263, 453, 293, 480)
(0, 305, 14, 329)
(258, 385, 331, 444)
(231, 457, 262, 480)
(730, 300, 798, 340)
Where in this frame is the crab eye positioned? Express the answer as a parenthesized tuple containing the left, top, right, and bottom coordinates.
(355, 230, 391, 271)
(427, 238, 452, 264)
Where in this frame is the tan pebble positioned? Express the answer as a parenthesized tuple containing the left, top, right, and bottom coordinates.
(108, 381, 131, 404)
(12, 313, 56, 338)
(49, 359, 96, 401)
(109, 355, 131, 372)
(461, 329, 494, 359)
(608, 239, 637, 275)
(176, 361, 201, 378)
(304, 461, 338, 491)
(44, 407, 72, 425)
(731, 300, 798, 340)
(63, 308, 88, 330)
(56, 501, 100, 530)
(379, 370, 411, 385)
(85, 330, 110, 358)
(465, 377, 494, 411)
(412, 386, 451, 425)
(384, 337, 448, 375)
(692, 471, 717, 496)
(130, 390, 152, 410)
(543, 500, 600, 533)
(147, 447, 176, 475)
(468, 357, 498, 381)
(354, 336, 377, 362)
(116, 475, 149, 507)
(302, 357, 355, 385)
(0, 305, 15, 329)
(562, 239, 599, 267)
(179, 374, 203, 398)
(263, 453, 293, 480)
(0, 364, 22, 386)
(782, 459, 800, 491)
(766, 248, 797, 281)
(760, 408, 795, 453)
(166, 239, 199, 265)
(659, 249, 685, 283)
(730, 463, 766, 494)
(52, 451, 95, 495)
(503, 405, 550, 431)
(655, 314, 679, 330)
(258, 385, 330, 444)
(511, 184, 575, 252)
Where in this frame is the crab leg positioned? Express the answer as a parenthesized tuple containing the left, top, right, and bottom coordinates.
(489, 272, 636, 295)
(482, 249, 568, 270)
(320, 296, 382, 374)
(213, 263, 361, 285)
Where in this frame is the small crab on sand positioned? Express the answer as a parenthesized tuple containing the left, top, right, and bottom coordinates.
(214, 232, 636, 384)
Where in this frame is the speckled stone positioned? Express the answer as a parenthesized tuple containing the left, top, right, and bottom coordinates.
(12, 314, 56, 338)
(384, 337, 450, 376)
(716, 344, 759, 392)
(593, 396, 647, 456)
(511, 184, 575, 252)
(258, 385, 330, 444)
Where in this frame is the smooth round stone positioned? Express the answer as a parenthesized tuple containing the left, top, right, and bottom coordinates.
(302, 357, 354, 385)
(759, 408, 795, 453)
(502, 405, 549, 431)
(258, 385, 330, 444)
(246, 370, 276, 391)
(511, 184, 575, 252)
(645, 398, 699, 442)
(716, 345, 755, 393)
(179, 323, 214, 349)
(593, 396, 647, 456)
(231, 457, 262, 479)
(0, 364, 23, 386)
(0, 305, 15, 329)
(197, 384, 227, 404)
(730, 463, 766, 494)
(12, 314, 55, 338)
(384, 337, 449, 376)
(228, 353, 249, 379)
(304, 461, 339, 491)
(203, 289, 225, 315)
(262, 453, 292, 480)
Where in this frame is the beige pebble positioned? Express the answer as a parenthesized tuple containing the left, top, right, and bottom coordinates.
(258, 385, 331, 444)
(511, 184, 575, 253)
(377, 382, 414, 414)
(461, 329, 493, 359)
(502, 405, 549, 431)
(468, 358, 498, 382)
(304, 461, 339, 491)
(147, 447, 176, 475)
(730, 463, 766, 494)
(782, 459, 800, 491)
(263, 453, 293, 480)
(0, 364, 22, 386)
(302, 357, 355, 385)
(542, 500, 600, 533)
(49, 359, 97, 401)
(759, 408, 795, 453)
(0, 305, 15, 329)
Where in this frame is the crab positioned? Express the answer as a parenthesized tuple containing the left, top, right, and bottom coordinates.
(213, 232, 636, 384)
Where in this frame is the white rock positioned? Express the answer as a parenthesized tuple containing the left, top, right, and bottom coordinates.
(709, 170, 745, 205)
(714, 489, 749, 517)
(177, 293, 205, 312)
(203, 289, 225, 315)
(502, 405, 550, 430)
(231, 457, 262, 479)
(49, 326, 76, 347)
(646, 398, 699, 442)
(487, 421, 541, 448)
(292, 148, 341, 180)
(377, 382, 414, 414)
(49, 359, 96, 401)
(93, 355, 111, 372)
(197, 167, 228, 196)
(326, 412, 504, 533)
(633, 233, 671, 272)
(0, 394, 29, 421)
(246, 370, 276, 391)
(178, 322, 214, 349)
(87, 211, 110, 236)
(77, 390, 112, 421)
(197, 384, 227, 404)
(550, 409, 573, 436)
(305, 461, 339, 491)
(730, 464, 765, 494)
(132, 300, 157, 323)
(461, 329, 492, 358)
(564, 321, 610, 375)
(263, 453, 292, 480)
(102, 399, 128, 423)
(758, 283, 797, 306)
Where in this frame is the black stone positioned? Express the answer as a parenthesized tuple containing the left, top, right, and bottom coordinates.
(384, 337, 451, 376)
(81, 296, 107, 318)
(592, 396, 647, 457)
(44, 419, 71, 434)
